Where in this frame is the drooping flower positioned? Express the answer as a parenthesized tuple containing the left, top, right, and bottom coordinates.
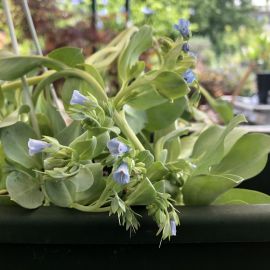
(28, 139, 51, 156)
(71, 0, 82, 5)
(174, 19, 191, 39)
(170, 220, 177, 236)
(141, 6, 154, 15)
(101, 0, 108, 5)
(98, 8, 108, 17)
(70, 90, 89, 105)
(183, 69, 196, 84)
(182, 43, 190, 53)
(113, 163, 130, 185)
(107, 138, 129, 157)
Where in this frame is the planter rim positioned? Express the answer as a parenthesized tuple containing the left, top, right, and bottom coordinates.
(256, 71, 270, 75)
(2, 204, 270, 245)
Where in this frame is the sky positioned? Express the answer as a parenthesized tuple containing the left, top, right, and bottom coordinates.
(252, 0, 269, 6)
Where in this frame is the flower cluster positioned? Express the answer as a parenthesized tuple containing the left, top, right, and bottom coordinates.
(70, 90, 89, 105)
(28, 139, 51, 156)
(107, 138, 130, 185)
(183, 69, 196, 84)
(174, 19, 190, 39)
(174, 19, 196, 84)
(107, 138, 129, 157)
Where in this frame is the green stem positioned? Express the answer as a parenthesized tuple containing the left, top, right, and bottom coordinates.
(32, 69, 108, 105)
(137, 132, 154, 153)
(113, 82, 128, 108)
(154, 128, 188, 161)
(0, 189, 7, 195)
(87, 27, 138, 66)
(71, 203, 111, 212)
(113, 77, 147, 109)
(113, 110, 145, 151)
(2, 0, 41, 137)
(70, 179, 116, 212)
(1, 71, 55, 91)
(199, 86, 215, 107)
(22, 0, 63, 117)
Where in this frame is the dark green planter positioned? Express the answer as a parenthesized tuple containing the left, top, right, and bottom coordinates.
(1, 204, 270, 269)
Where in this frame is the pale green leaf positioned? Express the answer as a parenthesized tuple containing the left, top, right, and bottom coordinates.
(152, 71, 189, 100)
(182, 174, 239, 205)
(125, 178, 157, 205)
(69, 164, 94, 192)
(44, 179, 75, 207)
(1, 122, 41, 169)
(213, 188, 270, 205)
(212, 133, 270, 179)
(0, 55, 65, 80)
(6, 171, 44, 209)
(56, 121, 83, 146)
(118, 26, 152, 82)
(124, 104, 147, 134)
(145, 97, 186, 131)
(48, 47, 84, 67)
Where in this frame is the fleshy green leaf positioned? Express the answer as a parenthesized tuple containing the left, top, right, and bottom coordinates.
(212, 133, 270, 179)
(182, 174, 241, 205)
(125, 178, 157, 205)
(147, 162, 169, 182)
(36, 94, 66, 135)
(200, 87, 233, 123)
(6, 171, 44, 209)
(124, 105, 147, 134)
(56, 121, 83, 146)
(33, 69, 106, 104)
(44, 179, 75, 207)
(1, 122, 42, 169)
(48, 47, 84, 67)
(152, 71, 189, 100)
(0, 87, 4, 108)
(136, 150, 154, 167)
(126, 84, 167, 110)
(118, 26, 152, 82)
(73, 137, 97, 160)
(61, 77, 84, 107)
(0, 109, 20, 128)
(92, 131, 110, 158)
(0, 55, 65, 80)
(69, 165, 94, 192)
(211, 99, 234, 124)
(74, 163, 105, 205)
(77, 63, 105, 88)
(213, 188, 270, 205)
(0, 144, 6, 189)
(191, 115, 246, 175)
(145, 97, 186, 131)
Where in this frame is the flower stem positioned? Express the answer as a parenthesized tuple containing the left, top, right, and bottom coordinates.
(22, 0, 63, 118)
(0, 189, 7, 195)
(113, 82, 128, 108)
(2, 0, 40, 137)
(113, 110, 145, 151)
(71, 203, 110, 212)
(1, 71, 55, 92)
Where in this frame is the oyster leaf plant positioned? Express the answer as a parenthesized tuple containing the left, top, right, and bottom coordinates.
(1, 20, 270, 240)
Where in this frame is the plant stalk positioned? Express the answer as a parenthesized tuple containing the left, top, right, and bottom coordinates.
(22, 0, 63, 116)
(0, 189, 7, 195)
(71, 203, 110, 212)
(2, 0, 41, 137)
(113, 110, 145, 151)
(1, 71, 55, 91)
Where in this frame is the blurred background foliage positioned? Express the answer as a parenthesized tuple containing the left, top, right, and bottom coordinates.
(0, 0, 269, 98)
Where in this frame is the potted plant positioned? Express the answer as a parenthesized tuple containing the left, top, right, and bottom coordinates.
(1, 19, 270, 267)
(244, 33, 270, 104)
